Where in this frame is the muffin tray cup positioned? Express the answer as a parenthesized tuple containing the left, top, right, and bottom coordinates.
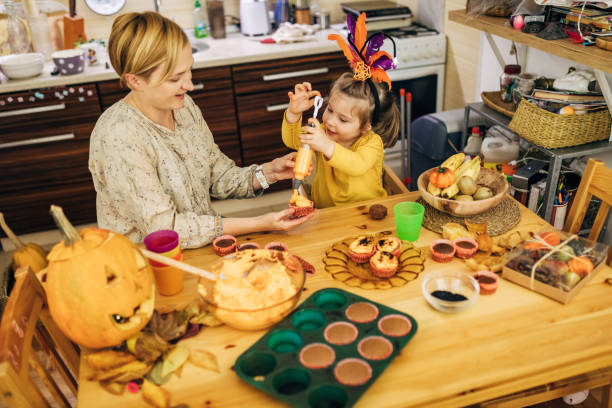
(234, 288, 418, 408)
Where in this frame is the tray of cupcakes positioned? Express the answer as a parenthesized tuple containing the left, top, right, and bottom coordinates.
(323, 231, 426, 289)
(503, 230, 609, 303)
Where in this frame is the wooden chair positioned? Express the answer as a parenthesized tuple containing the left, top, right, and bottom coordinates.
(0, 267, 80, 407)
(564, 158, 612, 266)
(383, 165, 410, 195)
(480, 158, 612, 407)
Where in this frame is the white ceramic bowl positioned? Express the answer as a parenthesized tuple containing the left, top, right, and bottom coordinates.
(51, 49, 86, 75)
(422, 270, 479, 313)
(0, 53, 44, 79)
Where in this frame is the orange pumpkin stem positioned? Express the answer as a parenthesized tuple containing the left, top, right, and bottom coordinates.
(0, 212, 25, 249)
(50, 205, 81, 246)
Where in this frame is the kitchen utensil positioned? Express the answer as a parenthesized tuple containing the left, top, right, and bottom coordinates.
(208, 0, 226, 38)
(0, 52, 43, 79)
(240, 0, 270, 37)
(84, 0, 125, 16)
(63, 0, 86, 49)
(141, 248, 217, 281)
(292, 95, 323, 191)
(51, 48, 85, 74)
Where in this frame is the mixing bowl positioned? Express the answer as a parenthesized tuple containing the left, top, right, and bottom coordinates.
(421, 270, 479, 313)
(0, 53, 44, 79)
(198, 249, 306, 330)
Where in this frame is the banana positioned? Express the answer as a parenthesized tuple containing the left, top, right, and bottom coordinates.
(440, 153, 465, 172)
(427, 182, 441, 197)
(441, 183, 459, 199)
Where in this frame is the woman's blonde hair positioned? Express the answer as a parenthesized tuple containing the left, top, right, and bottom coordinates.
(330, 72, 400, 148)
(108, 12, 189, 87)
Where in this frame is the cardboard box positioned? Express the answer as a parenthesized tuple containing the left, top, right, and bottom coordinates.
(502, 230, 608, 304)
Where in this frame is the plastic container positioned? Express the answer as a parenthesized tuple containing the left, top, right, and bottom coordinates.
(500, 64, 521, 102)
(463, 126, 482, 156)
(234, 288, 418, 407)
(207, 0, 226, 39)
(480, 125, 520, 172)
(193, 0, 208, 38)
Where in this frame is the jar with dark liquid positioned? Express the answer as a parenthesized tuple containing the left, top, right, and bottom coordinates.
(207, 0, 226, 39)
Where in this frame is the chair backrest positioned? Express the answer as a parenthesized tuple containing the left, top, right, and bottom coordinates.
(0, 267, 79, 407)
(564, 158, 612, 266)
(383, 165, 410, 195)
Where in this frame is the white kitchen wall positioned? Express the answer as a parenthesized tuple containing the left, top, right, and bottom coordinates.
(477, 33, 612, 242)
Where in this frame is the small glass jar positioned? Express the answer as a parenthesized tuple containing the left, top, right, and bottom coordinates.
(512, 73, 536, 109)
(500, 64, 521, 102)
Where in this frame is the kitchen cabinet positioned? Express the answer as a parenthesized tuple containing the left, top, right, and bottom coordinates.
(233, 52, 345, 166)
(97, 66, 242, 165)
(0, 85, 100, 234)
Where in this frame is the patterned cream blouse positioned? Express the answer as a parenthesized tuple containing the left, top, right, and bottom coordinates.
(89, 95, 258, 248)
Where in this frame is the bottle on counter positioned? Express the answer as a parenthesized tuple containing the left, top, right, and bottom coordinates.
(193, 0, 208, 39)
(207, 0, 226, 39)
(480, 125, 520, 173)
(463, 126, 482, 157)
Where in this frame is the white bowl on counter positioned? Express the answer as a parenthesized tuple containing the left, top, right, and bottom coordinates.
(0, 53, 45, 79)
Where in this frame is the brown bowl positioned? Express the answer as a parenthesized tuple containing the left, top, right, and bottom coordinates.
(417, 167, 508, 216)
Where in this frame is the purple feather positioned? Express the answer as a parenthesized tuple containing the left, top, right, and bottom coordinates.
(372, 55, 396, 71)
(347, 13, 356, 43)
(365, 33, 385, 60)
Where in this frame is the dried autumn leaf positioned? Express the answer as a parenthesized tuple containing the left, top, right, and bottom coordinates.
(147, 361, 171, 385)
(86, 350, 136, 371)
(89, 360, 152, 382)
(190, 311, 223, 327)
(189, 349, 220, 373)
(134, 332, 170, 363)
(142, 379, 170, 408)
(465, 220, 488, 235)
(149, 310, 190, 341)
(160, 345, 190, 378)
(100, 381, 125, 395)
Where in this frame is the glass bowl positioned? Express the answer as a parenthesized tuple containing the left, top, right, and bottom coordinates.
(421, 270, 479, 313)
(197, 249, 306, 330)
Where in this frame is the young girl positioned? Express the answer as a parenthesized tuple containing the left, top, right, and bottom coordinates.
(282, 14, 399, 208)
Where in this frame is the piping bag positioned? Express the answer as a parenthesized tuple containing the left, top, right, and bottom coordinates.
(293, 95, 323, 194)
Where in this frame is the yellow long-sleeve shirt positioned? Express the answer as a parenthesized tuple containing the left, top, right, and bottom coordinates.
(282, 114, 387, 208)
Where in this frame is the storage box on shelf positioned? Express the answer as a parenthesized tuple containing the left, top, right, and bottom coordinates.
(0, 85, 101, 234)
(97, 66, 242, 165)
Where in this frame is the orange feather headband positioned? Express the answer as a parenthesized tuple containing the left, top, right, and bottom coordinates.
(328, 12, 398, 90)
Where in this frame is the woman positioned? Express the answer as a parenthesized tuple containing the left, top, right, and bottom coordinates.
(89, 12, 313, 248)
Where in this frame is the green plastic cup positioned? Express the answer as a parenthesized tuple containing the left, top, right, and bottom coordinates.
(393, 202, 425, 241)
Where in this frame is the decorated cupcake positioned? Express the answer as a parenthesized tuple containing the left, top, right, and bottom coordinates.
(376, 237, 401, 257)
(289, 190, 315, 218)
(369, 251, 399, 278)
(348, 236, 376, 263)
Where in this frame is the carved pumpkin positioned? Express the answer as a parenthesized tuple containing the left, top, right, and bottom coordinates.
(567, 256, 594, 277)
(46, 206, 155, 349)
(429, 167, 455, 188)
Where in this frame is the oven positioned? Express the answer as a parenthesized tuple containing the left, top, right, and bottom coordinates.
(381, 29, 447, 181)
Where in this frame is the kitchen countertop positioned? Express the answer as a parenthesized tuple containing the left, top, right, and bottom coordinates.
(0, 29, 341, 94)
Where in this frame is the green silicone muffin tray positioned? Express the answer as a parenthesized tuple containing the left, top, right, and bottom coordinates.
(234, 288, 418, 408)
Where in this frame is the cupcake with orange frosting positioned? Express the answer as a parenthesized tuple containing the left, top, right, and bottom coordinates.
(376, 237, 401, 257)
(369, 251, 399, 278)
(348, 235, 376, 264)
(289, 190, 315, 218)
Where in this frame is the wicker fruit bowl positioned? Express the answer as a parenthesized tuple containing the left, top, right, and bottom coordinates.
(417, 167, 509, 216)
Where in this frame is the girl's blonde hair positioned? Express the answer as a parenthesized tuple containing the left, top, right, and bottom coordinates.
(108, 12, 189, 87)
(330, 72, 400, 148)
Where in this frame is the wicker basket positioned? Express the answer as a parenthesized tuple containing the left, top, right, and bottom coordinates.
(508, 98, 612, 149)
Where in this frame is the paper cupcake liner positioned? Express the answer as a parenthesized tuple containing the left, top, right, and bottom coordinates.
(213, 235, 237, 256)
(375, 237, 401, 258)
(348, 248, 375, 264)
(290, 203, 315, 218)
(473, 270, 499, 295)
(369, 256, 398, 278)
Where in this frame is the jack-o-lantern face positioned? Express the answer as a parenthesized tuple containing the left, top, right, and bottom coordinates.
(46, 218, 155, 349)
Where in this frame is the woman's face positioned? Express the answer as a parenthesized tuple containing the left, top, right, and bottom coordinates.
(140, 44, 194, 111)
(322, 92, 370, 147)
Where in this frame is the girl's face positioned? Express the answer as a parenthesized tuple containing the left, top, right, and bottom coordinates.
(322, 92, 370, 148)
(140, 44, 194, 111)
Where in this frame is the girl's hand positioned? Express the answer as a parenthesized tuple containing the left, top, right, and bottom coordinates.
(299, 118, 335, 159)
(287, 82, 321, 119)
(261, 208, 315, 231)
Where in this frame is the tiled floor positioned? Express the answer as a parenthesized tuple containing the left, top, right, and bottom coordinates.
(0, 189, 292, 251)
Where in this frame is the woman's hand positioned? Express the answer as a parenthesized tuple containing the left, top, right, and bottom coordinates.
(300, 118, 335, 159)
(286, 82, 321, 123)
(262, 151, 312, 183)
(261, 208, 315, 231)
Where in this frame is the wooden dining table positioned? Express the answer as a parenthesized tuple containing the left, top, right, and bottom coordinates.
(77, 192, 612, 407)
